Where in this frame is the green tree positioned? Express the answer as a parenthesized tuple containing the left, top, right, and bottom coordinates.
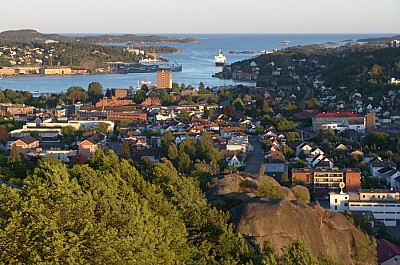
(167, 143, 179, 162)
(87, 82, 104, 103)
(133, 89, 146, 104)
(180, 110, 191, 123)
(95, 122, 109, 135)
(282, 240, 318, 265)
(179, 137, 196, 160)
(277, 118, 296, 132)
(196, 131, 223, 164)
(161, 131, 175, 155)
(177, 152, 191, 174)
(256, 181, 284, 199)
(280, 172, 290, 186)
(119, 140, 132, 159)
(371, 64, 382, 80)
(286, 132, 300, 142)
(141, 156, 154, 170)
(232, 97, 244, 111)
(66, 86, 88, 104)
(61, 125, 76, 137)
(7, 144, 21, 166)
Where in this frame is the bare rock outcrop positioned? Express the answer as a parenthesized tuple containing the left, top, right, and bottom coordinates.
(208, 173, 376, 264)
(230, 199, 376, 264)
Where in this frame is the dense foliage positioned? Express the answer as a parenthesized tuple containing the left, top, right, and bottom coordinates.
(0, 151, 257, 264)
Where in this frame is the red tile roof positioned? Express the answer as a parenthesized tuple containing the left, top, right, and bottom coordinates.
(315, 111, 363, 118)
(377, 238, 400, 264)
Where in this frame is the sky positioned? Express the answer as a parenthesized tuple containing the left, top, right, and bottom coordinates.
(1, 0, 399, 34)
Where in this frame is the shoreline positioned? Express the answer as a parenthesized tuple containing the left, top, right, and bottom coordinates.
(0, 72, 111, 79)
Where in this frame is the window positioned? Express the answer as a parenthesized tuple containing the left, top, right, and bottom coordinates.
(363, 195, 365, 198)
(344, 203, 348, 206)
(335, 199, 337, 203)
(335, 206, 337, 210)
(345, 197, 348, 199)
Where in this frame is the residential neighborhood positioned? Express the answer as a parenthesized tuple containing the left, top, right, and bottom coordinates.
(0, 33, 400, 264)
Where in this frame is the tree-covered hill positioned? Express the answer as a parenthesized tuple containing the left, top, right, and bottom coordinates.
(0, 151, 256, 264)
(0, 29, 196, 44)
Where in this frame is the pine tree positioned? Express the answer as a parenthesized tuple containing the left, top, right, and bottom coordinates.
(8, 144, 21, 166)
(119, 141, 132, 158)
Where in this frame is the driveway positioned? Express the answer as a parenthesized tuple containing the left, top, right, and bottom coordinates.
(244, 135, 264, 174)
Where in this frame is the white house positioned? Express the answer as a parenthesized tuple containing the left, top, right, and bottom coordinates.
(226, 154, 246, 168)
(377, 167, 400, 191)
(370, 160, 397, 178)
(296, 143, 313, 156)
(27, 149, 77, 163)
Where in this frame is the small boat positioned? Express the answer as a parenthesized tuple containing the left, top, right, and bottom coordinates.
(281, 40, 290, 45)
(214, 49, 227, 66)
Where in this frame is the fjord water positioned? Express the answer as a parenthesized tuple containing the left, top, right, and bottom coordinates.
(0, 34, 393, 93)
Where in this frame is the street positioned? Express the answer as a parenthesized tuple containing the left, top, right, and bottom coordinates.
(244, 135, 264, 174)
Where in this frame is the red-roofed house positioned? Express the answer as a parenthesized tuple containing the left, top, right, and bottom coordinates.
(13, 136, 40, 156)
(78, 133, 106, 158)
(377, 238, 400, 265)
(312, 111, 365, 132)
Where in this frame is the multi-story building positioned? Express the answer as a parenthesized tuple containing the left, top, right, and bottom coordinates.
(156, 70, 172, 89)
(291, 168, 361, 198)
(330, 189, 400, 227)
(226, 135, 253, 152)
(388, 39, 400, 48)
(312, 111, 365, 132)
(78, 106, 147, 121)
(41, 67, 72, 75)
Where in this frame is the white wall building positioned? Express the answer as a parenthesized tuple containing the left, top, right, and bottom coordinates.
(226, 135, 253, 152)
(330, 190, 400, 227)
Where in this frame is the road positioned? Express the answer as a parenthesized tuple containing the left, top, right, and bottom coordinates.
(244, 135, 264, 174)
(299, 88, 312, 109)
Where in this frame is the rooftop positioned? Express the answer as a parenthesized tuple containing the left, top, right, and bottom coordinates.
(315, 111, 363, 118)
(377, 238, 400, 264)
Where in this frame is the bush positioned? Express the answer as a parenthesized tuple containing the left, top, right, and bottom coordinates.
(256, 180, 284, 199)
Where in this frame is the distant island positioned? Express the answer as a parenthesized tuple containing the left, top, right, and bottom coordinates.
(356, 34, 400, 44)
(0, 29, 197, 45)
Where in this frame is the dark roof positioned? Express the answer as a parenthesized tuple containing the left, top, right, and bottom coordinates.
(376, 238, 400, 263)
(87, 133, 106, 144)
(19, 135, 38, 145)
(371, 160, 397, 168)
(378, 167, 396, 174)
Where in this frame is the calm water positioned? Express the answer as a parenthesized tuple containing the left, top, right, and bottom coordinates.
(0, 34, 394, 93)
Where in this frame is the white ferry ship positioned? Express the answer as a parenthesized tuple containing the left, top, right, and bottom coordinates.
(214, 49, 227, 66)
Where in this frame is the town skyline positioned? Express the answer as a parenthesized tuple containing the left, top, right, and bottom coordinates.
(1, 0, 399, 34)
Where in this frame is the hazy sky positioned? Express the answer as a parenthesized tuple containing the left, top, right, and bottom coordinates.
(1, 0, 399, 34)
